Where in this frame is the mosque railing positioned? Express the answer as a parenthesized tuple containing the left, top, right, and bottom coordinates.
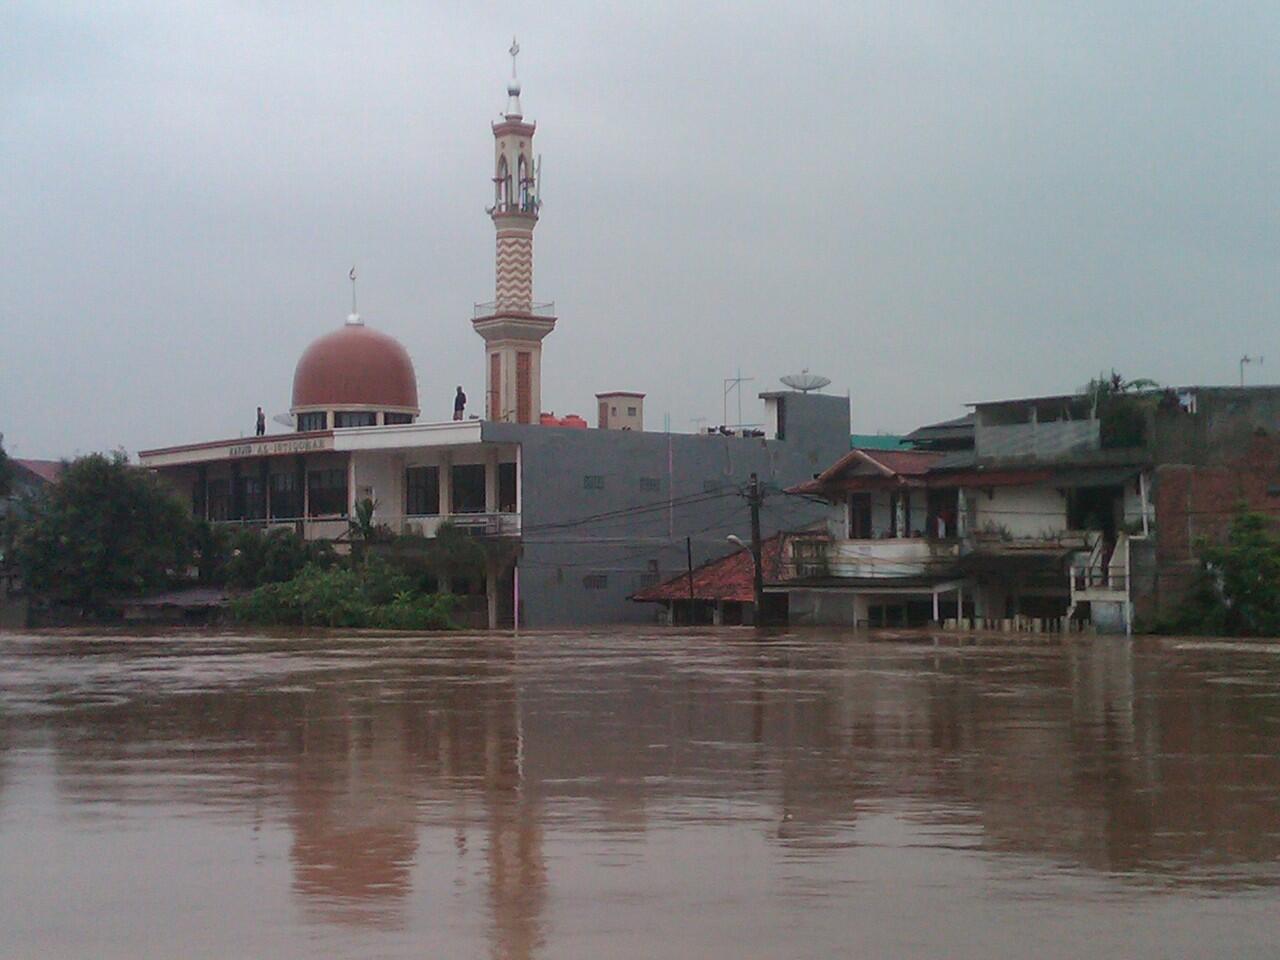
(473, 300, 556, 319)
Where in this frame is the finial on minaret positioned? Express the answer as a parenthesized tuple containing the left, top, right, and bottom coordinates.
(505, 36, 523, 118)
(347, 265, 363, 325)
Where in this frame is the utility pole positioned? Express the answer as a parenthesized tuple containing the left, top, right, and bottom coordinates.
(747, 473, 766, 625)
(686, 535, 695, 622)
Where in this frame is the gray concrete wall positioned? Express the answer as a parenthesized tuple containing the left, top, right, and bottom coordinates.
(483, 392, 850, 627)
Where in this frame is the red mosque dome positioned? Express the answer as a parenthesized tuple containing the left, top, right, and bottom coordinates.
(291, 319, 419, 414)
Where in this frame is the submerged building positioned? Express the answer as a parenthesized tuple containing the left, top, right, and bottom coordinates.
(139, 51, 850, 627)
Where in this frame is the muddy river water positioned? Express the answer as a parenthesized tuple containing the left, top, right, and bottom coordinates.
(0, 629, 1277, 958)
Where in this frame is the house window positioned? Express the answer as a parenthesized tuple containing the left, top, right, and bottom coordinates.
(307, 468, 348, 517)
(452, 463, 486, 514)
(583, 474, 605, 490)
(269, 473, 301, 519)
(611, 406, 618, 416)
(848, 493, 872, 539)
(333, 411, 376, 428)
(583, 574, 609, 590)
(297, 411, 327, 432)
(384, 412, 413, 425)
(406, 466, 440, 516)
(627, 406, 637, 417)
(639, 476, 661, 492)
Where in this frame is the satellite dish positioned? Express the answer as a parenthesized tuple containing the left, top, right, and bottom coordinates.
(780, 371, 831, 393)
(272, 413, 294, 428)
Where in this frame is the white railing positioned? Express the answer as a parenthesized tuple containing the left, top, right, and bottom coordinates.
(1071, 533, 1129, 596)
(214, 513, 521, 539)
(389, 513, 522, 538)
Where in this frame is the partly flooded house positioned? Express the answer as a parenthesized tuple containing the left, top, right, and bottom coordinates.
(777, 384, 1280, 632)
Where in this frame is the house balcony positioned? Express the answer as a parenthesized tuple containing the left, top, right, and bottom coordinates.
(390, 512, 521, 538)
(785, 537, 962, 581)
(212, 512, 521, 540)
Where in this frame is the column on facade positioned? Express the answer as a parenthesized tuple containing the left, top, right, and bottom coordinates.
(439, 452, 453, 517)
(485, 447, 499, 514)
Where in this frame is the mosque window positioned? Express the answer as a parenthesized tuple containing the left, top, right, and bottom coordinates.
(297, 411, 327, 432)
(498, 462, 518, 512)
(406, 466, 440, 516)
(451, 464, 486, 514)
(207, 479, 230, 522)
(270, 473, 301, 520)
(334, 411, 376, 428)
(307, 469, 348, 517)
(582, 574, 609, 590)
(237, 476, 266, 520)
(384, 412, 414, 425)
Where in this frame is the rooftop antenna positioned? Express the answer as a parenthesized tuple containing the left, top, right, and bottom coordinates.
(1240, 354, 1263, 387)
(723, 369, 754, 432)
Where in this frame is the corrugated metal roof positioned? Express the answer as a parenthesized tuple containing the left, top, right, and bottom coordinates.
(849, 434, 905, 451)
(787, 448, 943, 496)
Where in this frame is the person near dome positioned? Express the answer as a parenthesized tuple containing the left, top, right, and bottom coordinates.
(454, 386, 467, 421)
(255, 407, 265, 437)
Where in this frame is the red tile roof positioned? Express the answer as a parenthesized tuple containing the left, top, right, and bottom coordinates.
(788, 447, 943, 496)
(632, 535, 784, 603)
(12, 459, 63, 485)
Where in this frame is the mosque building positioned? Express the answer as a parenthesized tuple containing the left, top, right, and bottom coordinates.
(139, 46, 850, 627)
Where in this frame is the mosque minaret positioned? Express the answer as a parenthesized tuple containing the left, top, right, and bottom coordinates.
(471, 38, 556, 425)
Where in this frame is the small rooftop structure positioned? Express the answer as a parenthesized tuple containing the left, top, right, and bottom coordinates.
(596, 392, 644, 431)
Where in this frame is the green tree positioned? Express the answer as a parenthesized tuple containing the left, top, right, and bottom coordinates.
(0, 433, 12, 499)
(14, 452, 194, 612)
(1166, 507, 1280, 636)
(1199, 509, 1280, 636)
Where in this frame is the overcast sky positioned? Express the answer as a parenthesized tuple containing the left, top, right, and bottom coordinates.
(3, 1, 1278, 459)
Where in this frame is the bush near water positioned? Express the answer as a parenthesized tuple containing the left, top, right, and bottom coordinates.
(229, 559, 458, 629)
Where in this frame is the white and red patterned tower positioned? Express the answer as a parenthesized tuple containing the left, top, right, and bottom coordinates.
(472, 39, 556, 424)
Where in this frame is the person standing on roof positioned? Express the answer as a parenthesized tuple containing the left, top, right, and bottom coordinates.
(255, 407, 266, 436)
(453, 386, 466, 421)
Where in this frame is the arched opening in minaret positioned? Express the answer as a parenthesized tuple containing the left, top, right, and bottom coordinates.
(518, 155, 529, 210)
(497, 156, 510, 209)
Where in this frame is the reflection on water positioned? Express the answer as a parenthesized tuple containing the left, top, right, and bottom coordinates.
(0, 630, 1278, 958)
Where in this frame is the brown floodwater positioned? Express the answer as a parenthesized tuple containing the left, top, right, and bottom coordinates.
(0, 628, 1278, 959)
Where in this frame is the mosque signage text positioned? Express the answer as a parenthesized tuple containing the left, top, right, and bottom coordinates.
(227, 437, 332, 459)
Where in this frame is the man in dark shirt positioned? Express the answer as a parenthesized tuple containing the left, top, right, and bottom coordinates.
(255, 407, 265, 436)
(453, 387, 466, 421)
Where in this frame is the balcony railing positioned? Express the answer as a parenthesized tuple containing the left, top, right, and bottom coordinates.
(213, 513, 522, 539)
(473, 300, 556, 319)
(782, 536, 961, 581)
(392, 513, 522, 538)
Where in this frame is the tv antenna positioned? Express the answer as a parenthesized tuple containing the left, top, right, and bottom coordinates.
(1240, 354, 1264, 386)
(723, 369, 754, 432)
